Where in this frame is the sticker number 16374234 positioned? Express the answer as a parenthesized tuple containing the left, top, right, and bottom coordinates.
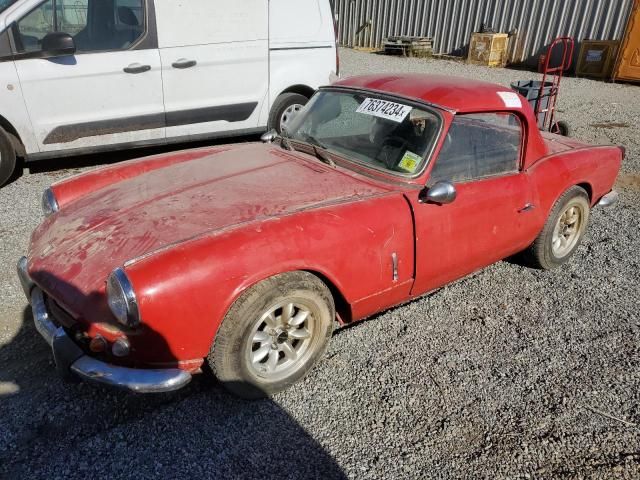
(356, 98, 413, 123)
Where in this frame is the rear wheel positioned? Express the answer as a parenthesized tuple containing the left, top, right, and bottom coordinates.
(268, 92, 309, 134)
(553, 120, 571, 137)
(0, 127, 17, 187)
(209, 271, 334, 399)
(524, 186, 590, 269)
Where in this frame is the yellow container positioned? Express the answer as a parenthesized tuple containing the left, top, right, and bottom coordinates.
(576, 40, 619, 78)
(467, 33, 509, 67)
(615, 0, 640, 81)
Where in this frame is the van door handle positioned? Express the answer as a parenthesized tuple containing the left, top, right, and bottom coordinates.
(123, 63, 151, 74)
(172, 58, 197, 69)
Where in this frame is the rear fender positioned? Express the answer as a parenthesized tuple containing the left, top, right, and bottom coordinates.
(527, 145, 622, 215)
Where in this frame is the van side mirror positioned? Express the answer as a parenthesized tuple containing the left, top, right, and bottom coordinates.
(42, 32, 76, 58)
(419, 181, 457, 204)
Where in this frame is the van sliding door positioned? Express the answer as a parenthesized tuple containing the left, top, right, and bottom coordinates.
(155, 0, 269, 139)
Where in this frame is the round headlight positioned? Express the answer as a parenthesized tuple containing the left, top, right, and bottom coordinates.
(106, 268, 140, 327)
(42, 187, 59, 217)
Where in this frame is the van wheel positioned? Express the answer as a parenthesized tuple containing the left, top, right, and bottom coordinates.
(268, 93, 309, 134)
(209, 271, 334, 399)
(0, 127, 17, 187)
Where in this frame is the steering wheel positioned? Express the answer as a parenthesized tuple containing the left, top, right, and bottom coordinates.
(376, 135, 410, 170)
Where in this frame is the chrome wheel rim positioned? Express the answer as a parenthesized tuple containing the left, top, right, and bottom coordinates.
(279, 104, 304, 132)
(245, 300, 316, 381)
(552, 203, 584, 258)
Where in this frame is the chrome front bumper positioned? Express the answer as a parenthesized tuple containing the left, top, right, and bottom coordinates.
(17, 257, 191, 393)
(597, 190, 618, 208)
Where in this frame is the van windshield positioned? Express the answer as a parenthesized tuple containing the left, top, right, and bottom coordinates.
(285, 90, 441, 176)
(0, 0, 18, 14)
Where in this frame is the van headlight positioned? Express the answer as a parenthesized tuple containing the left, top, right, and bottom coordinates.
(42, 188, 59, 217)
(106, 268, 140, 327)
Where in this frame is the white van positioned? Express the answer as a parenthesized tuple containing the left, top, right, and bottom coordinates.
(0, 0, 339, 185)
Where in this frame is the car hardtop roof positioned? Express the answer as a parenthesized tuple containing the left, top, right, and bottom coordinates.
(332, 74, 526, 115)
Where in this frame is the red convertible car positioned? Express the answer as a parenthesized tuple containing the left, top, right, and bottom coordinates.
(18, 74, 622, 398)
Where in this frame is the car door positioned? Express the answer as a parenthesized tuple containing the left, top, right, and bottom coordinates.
(9, 0, 164, 153)
(410, 112, 535, 296)
(154, 0, 269, 139)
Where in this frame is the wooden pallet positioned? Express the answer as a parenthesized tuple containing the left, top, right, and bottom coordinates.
(383, 36, 433, 57)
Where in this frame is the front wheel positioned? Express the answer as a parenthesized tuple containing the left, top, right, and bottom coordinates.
(524, 186, 590, 269)
(0, 127, 17, 187)
(209, 271, 334, 399)
(268, 92, 309, 134)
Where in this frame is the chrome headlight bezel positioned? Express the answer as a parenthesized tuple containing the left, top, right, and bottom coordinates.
(106, 268, 140, 327)
(42, 187, 59, 217)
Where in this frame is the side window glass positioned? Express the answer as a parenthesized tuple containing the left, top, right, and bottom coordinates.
(16, 0, 54, 52)
(57, 0, 88, 36)
(74, 0, 145, 52)
(430, 112, 522, 183)
(16, 0, 145, 54)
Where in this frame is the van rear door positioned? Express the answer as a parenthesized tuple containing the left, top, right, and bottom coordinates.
(155, 0, 269, 139)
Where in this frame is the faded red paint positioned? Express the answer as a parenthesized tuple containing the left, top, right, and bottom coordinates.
(27, 75, 622, 372)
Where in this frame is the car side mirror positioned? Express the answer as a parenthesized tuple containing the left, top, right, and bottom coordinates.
(260, 129, 278, 143)
(42, 32, 76, 58)
(419, 181, 457, 204)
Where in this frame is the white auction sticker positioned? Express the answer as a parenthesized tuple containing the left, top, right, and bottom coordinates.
(356, 98, 412, 123)
(497, 91, 522, 108)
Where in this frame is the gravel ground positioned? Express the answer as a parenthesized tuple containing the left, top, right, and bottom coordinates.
(1, 48, 639, 479)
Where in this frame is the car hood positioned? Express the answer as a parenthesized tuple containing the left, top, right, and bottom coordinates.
(28, 143, 388, 317)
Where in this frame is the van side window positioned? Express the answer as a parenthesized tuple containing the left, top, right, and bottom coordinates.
(429, 112, 522, 183)
(15, 0, 54, 52)
(15, 0, 145, 54)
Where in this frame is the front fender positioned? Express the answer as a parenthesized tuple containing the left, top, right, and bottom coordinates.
(125, 194, 415, 361)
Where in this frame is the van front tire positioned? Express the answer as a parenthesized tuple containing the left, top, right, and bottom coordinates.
(0, 127, 16, 187)
(268, 92, 309, 134)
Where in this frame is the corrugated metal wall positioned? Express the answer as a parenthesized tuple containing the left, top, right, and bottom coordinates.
(334, 0, 634, 66)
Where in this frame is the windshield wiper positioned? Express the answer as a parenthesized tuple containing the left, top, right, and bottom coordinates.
(298, 133, 336, 167)
(278, 129, 293, 151)
(311, 145, 335, 167)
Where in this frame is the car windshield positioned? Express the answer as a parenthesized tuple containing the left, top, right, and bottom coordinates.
(285, 90, 441, 176)
(0, 0, 18, 14)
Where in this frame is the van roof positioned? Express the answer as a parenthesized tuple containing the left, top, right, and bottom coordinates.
(332, 74, 525, 114)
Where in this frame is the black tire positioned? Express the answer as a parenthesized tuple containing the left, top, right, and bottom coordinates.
(524, 186, 590, 270)
(0, 127, 17, 187)
(209, 271, 334, 399)
(268, 92, 309, 134)
(554, 120, 571, 137)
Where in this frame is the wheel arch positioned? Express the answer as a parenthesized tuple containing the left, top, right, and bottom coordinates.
(224, 266, 353, 326)
(0, 113, 25, 157)
(576, 182, 593, 204)
(277, 84, 315, 101)
(303, 269, 352, 324)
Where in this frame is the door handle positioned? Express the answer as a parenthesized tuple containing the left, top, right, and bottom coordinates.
(172, 58, 197, 69)
(123, 63, 151, 74)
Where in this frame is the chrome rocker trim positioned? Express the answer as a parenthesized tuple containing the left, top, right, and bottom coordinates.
(18, 257, 192, 393)
(597, 190, 618, 208)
